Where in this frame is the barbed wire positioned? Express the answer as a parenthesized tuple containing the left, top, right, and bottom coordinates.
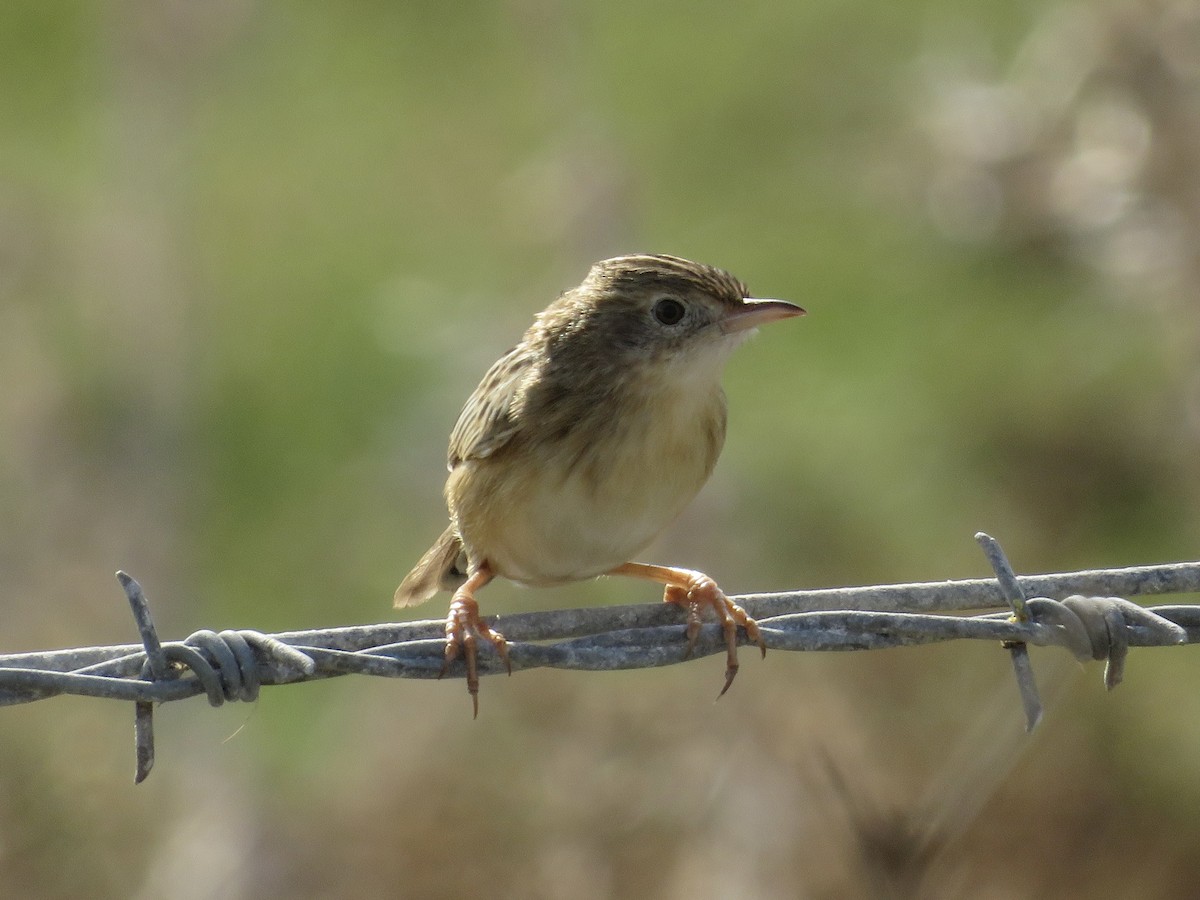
(2, 533, 1198, 782)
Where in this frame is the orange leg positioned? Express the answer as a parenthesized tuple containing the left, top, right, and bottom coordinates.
(440, 563, 509, 717)
(609, 562, 766, 697)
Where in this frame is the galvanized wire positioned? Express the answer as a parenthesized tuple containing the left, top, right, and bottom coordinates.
(1, 533, 1197, 781)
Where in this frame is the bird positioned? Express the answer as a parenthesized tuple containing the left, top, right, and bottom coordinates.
(395, 253, 804, 715)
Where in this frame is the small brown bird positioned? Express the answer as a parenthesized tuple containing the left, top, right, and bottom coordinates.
(396, 254, 803, 714)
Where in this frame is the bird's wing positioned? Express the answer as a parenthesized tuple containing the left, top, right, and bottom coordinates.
(447, 345, 534, 468)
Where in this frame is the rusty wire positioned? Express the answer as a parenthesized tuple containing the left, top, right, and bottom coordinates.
(2, 533, 1198, 782)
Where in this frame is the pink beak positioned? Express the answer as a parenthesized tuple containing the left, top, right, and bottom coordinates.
(719, 297, 806, 334)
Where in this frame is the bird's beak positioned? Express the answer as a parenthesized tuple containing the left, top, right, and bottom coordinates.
(719, 298, 806, 334)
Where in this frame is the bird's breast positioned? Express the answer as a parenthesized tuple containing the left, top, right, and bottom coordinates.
(448, 381, 727, 586)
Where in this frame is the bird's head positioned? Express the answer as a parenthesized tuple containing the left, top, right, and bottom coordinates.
(535, 254, 804, 376)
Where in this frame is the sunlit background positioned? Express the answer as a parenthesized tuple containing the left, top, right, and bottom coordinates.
(3, 1, 1200, 897)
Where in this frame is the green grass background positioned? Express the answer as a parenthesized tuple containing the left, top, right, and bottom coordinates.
(2, 1, 1199, 896)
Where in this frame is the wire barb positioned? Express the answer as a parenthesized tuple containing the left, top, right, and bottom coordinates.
(974, 533, 1042, 731)
(0, 537, 1196, 781)
(118, 571, 166, 784)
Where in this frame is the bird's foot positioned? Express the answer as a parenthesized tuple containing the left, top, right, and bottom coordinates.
(440, 585, 509, 718)
(660, 570, 766, 698)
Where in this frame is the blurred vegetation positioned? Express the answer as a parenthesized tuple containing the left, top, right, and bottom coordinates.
(2, 1, 1199, 897)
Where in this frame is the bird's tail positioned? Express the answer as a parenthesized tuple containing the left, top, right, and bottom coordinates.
(394, 526, 469, 608)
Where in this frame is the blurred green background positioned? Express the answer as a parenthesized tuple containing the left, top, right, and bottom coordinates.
(2, 1, 1200, 897)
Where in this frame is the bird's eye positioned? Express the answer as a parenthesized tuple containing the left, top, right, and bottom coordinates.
(652, 297, 686, 326)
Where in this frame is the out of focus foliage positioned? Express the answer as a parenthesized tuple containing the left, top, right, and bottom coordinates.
(1, 1, 1198, 897)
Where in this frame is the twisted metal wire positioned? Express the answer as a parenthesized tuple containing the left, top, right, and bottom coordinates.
(2, 533, 1197, 782)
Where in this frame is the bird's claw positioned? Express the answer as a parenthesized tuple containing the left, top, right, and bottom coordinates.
(440, 593, 510, 718)
(664, 576, 766, 699)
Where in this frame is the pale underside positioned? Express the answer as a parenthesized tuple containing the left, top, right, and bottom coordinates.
(447, 333, 741, 586)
